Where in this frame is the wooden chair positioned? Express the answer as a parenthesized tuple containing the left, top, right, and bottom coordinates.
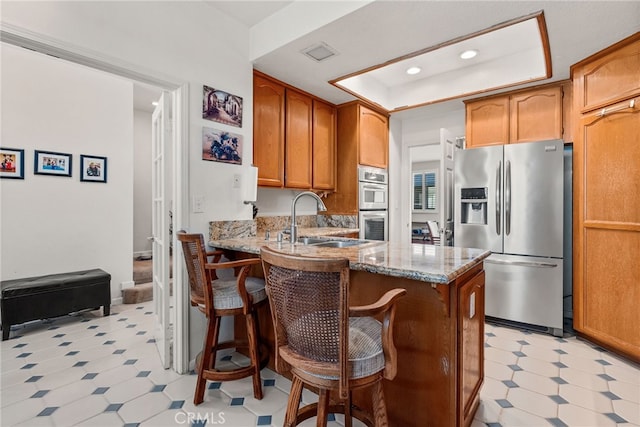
(177, 231, 268, 405)
(260, 246, 406, 427)
(427, 221, 441, 245)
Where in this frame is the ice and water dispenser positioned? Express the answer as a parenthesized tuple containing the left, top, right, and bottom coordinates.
(460, 188, 488, 225)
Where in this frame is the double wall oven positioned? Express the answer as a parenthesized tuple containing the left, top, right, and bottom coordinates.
(358, 166, 388, 241)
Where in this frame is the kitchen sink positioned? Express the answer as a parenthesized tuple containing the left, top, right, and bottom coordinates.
(297, 237, 369, 248)
(297, 237, 328, 245)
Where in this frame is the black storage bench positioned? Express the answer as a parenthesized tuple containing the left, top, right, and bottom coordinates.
(1, 269, 111, 340)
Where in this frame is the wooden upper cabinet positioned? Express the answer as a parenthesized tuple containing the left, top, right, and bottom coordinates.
(253, 71, 336, 190)
(285, 88, 312, 189)
(465, 82, 569, 148)
(509, 86, 563, 143)
(312, 100, 336, 190)
(573, 35, 640, 113)
(358, 105, 389, 168)
(465, 97, 510, 148)
(253, 74, 285, 187)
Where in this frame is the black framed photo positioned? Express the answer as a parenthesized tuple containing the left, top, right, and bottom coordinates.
(34, 150, 72, 177)
(80, 154, 107, 183)
(0, 147, 25, 179)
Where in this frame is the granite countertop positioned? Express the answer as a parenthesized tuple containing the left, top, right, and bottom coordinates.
(209, 230, 490, 284)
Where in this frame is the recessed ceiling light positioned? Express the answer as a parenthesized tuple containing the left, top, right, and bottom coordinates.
(460, 49, 478, 59)
(406, 66, 421, 75)
(152, 101, 158, 106)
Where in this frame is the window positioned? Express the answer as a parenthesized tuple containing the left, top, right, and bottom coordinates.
(413, 170, 437, 211)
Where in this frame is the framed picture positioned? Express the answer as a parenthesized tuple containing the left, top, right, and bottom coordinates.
(0, 147, 25, 179)
(202, 85, 243, 128)
(34, 150, 72, 177)
(202, 127, 243, 165)
(80, 155, 107, 183)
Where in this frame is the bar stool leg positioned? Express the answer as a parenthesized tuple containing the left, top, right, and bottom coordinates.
(245, 312, 263, 399)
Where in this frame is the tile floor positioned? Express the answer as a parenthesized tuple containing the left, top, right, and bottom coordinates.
(1, 301, 638, 426)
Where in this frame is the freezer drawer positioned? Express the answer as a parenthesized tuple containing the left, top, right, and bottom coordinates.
(485, 253, 563, 335)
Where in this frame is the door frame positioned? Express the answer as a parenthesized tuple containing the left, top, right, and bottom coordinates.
(2, 23, 191, 374)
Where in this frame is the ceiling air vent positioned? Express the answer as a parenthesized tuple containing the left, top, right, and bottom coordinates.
(302, 42, 338, 62)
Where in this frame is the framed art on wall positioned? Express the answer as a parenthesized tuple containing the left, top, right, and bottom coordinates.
(80, 155, 107, 183)
(0, 147, 25, 179)
(202, 85, 243, 128)
(202, 127, 242, 165)
(34, 150, 72, 177)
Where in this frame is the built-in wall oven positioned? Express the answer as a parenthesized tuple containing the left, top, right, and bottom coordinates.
(358, 166, 388, 241)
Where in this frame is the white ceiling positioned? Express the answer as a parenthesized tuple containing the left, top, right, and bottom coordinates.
(136, 1, 639, 118)
(220, 0, 640, 119)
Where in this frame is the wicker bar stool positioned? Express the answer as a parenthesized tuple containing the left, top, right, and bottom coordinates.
(177, 231, 268, 405)
(260, 246, 406, 427)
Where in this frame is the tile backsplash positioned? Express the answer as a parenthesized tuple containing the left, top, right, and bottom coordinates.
(209, 214, 357, 242)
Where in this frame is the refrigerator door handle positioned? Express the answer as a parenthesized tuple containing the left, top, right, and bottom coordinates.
(496, 161, 501, 236)
(505, 160, 511, 235)
(485, 258, 559, 268)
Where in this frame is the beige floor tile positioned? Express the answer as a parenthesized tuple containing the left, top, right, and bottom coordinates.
(103, 376, 155, 404)
(517, 357, 560, 378)
(512, 370, 559, 395)
(480, 376, 509, 400)
(609, 378, 640, 403)
(486, 335, 523, 352)
(42, 377, 97, 407)
(117, 390, 172, 423)
(485, 359, 515, 381)
(0, 381, 39, 408)
(74, 411, 123, 426)
(559, 366, 610, 391)
(485, 346, 519, 365)
(604, 363, 640, 386)
(507, 387, 559, 419)
(0, 396, 46, 426)
(519, 345, 562, 363)
(612, 399, 640, 425)
(559, 383, 614, 413)
(499, 407, 553, 426)
(560, 353, 607, 374)
(50, 394, 109, 426)
(558, 403, 617, 426)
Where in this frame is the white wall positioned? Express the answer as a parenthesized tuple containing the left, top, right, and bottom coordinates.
(1, 1, 256, 362)
(1, 44, 133, 301)
(1, 1, 256, 234)
(133, 109, 152, 256)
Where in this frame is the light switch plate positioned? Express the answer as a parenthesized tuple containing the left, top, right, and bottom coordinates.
(192, 195, 204, 213)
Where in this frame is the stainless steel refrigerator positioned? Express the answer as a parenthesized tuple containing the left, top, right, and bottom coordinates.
(454, 140, 564, 336)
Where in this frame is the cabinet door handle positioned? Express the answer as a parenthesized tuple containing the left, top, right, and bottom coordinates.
(598, 98, 636, 117)
(496, 161, 501, 236)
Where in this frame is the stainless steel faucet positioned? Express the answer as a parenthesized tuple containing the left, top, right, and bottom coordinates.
(290, 191, 327, 243)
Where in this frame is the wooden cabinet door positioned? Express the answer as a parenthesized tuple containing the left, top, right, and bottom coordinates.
(285, 88, 312, 189)
(573, 97, 640, 361)
(358, 105, 388, 168)
(254, 75, 285, 187)
(509, 86, 563, 143)
(312, 100, 336, 190)
(465, 97, 509, 148)
(574, 36, 640, 113)
(458, 269, 485, 426)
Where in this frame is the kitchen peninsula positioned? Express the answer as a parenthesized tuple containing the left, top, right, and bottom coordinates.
(209, 234, 490, 427)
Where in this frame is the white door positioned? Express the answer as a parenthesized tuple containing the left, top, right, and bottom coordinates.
(439, 128, 460, 246)
(152, 91, 172, 369)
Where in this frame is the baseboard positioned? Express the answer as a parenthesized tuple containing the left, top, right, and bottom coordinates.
(112, 297, 123, 306)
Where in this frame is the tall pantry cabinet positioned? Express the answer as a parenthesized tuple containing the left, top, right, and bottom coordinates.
(571, 32, 640, 362)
